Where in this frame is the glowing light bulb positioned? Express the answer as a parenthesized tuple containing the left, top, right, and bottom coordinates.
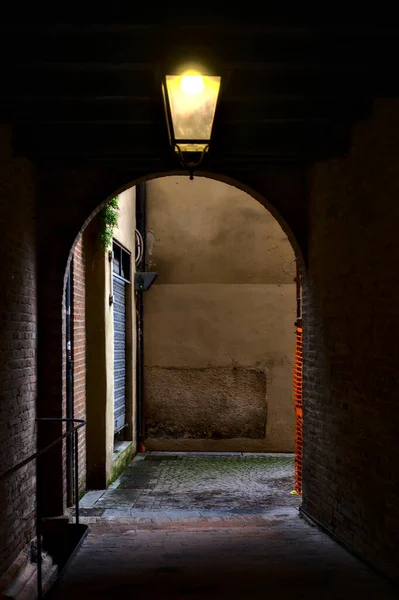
(180, 75, 205, 96)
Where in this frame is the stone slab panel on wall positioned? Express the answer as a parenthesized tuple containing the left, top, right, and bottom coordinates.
(145, 367, 266, 439)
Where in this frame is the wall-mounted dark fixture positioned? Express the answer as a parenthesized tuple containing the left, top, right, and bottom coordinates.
(162, 68, 221, 179)
(134, 272, 158, 291)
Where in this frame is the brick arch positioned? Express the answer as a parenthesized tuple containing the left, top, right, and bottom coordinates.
(37, 164, 307, 517)
(66, 168, 307, 283)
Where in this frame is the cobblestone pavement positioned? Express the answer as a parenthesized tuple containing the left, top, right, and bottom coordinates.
(79, 452, 301, 517)
(53, 510, 397, 599)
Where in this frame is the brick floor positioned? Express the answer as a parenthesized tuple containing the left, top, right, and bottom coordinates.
(52, 509, 397, 599)
(52, 453, 398, 598)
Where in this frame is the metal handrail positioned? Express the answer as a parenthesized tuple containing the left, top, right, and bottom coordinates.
(0, 418, 86, 481)
(0, 417, 86, 599)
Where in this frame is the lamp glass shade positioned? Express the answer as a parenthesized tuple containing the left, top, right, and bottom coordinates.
(165, 72, 221, 146)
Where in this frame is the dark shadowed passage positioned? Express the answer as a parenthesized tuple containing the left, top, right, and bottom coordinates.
(54, 515, 396, 600)
(50, 453, 397, 599)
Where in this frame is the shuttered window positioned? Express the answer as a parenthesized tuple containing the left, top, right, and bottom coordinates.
(112, 241, 130, 433)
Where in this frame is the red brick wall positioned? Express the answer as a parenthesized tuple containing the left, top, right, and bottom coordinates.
(0, 127, 37, 574)
(6, 104, 399, 582)
(303, 98, 399, 582)
(72, 236, 86, 494)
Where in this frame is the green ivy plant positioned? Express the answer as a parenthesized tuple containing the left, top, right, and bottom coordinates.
(99, 195, 119, 250)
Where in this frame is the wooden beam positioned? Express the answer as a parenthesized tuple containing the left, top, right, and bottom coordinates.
(2, 23, 399, 37)
(11, 60, 397, 73)
(5, 68, 396, 100)
(7, 99, 355, 125)
(1, 26, 398, 66)
(13, 120, 347, 159)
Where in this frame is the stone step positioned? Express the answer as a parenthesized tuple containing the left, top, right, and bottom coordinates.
(1, 543, 58, 600)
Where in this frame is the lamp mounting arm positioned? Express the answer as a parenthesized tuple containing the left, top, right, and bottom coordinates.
(174, 144, 209, 180)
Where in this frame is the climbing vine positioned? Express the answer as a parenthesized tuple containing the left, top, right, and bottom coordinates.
(99, 195, 119, 250)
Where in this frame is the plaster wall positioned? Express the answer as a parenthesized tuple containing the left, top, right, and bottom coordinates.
(85, 187, 136, 488)
(144, 177, 296, 451)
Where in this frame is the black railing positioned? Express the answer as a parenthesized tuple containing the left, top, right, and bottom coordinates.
(0, 417, 86, 599)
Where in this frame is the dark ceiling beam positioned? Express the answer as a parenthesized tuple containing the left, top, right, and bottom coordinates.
(12, 121, 346, 156)
(1, 28, 398, 66)
(6, 98, 361, 125)
(3, 95, 370, 120)
(218, 97, 370, 120)
(10, 61, 395, 73)
(225, 72, 399, 98)
(5, 48, 398, 70)
(6, 71, 157, 96)
(13, 120, 342, 136)
(4, 93, 365, 104)
(4, 95, 157, 103)
(15, 149, 345, 168)
(34, 155, 168, 167)
(12, 118, 332, 126)
(15, 63, 155, 72)
(2, 24, 399, 36)
(212, 121, 348, 146)
(2, 94, 370, 128)
(28, 153, 318, 168)
(5, 101, 163, 124)
(5, 70, 395, 99)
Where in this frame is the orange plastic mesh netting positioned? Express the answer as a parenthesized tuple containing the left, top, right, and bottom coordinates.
(293, 326, 303, 494)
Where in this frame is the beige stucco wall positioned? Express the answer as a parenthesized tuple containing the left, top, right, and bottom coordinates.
(144, 176, 296, 452)
(108, 187, 137, 477)
(86, 187, 136, 488)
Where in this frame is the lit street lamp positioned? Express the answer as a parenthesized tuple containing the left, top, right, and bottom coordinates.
(162, 68, 221, 179)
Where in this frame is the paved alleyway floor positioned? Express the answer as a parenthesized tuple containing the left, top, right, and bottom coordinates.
(79, 452, 300, 518)
(52, 453, 397, 599)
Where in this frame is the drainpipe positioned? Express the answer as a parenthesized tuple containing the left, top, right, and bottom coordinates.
(136, 183, 146, 452)
(65, 267, 74, 505)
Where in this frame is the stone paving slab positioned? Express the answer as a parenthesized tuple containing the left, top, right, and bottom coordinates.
(76, 508, 301, 527)
(78, 490, 105, 508)
(94, 489, 143, 508)
(78, 508, 297, 522)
